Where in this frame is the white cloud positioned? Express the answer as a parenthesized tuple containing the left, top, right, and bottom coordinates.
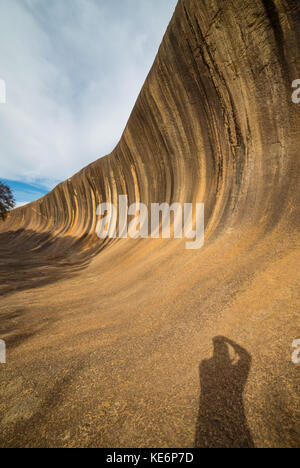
(0, 0, 177, 189)
(15, 201, 29, 208)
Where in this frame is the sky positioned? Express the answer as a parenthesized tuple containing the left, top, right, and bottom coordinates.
(0, 0, 177, 206)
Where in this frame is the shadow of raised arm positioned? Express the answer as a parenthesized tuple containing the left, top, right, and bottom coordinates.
(195, 336, 254, 448)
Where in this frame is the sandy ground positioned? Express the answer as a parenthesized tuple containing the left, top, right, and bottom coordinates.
(0, 0, 299, 448)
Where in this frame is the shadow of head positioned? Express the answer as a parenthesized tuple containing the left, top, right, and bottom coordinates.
(195, 336, 254, 448)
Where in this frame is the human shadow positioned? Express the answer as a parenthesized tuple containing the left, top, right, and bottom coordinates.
(195, 336, 254, 448)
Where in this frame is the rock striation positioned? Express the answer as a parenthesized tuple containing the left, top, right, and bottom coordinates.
(0, 0, 299, 448)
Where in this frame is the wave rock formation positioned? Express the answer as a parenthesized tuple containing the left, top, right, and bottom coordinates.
(0, 0, 299, 448)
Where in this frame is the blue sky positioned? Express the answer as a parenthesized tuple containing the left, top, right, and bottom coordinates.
(0, 0, 177, 206)
(2, 179, 48, 208)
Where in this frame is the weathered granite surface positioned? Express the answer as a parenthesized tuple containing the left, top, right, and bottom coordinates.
(0, 0, 299, 448)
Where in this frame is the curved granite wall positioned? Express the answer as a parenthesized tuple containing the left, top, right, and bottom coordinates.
(0, 0, 299, 448)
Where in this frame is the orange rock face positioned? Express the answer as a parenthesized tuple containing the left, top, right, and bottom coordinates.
(0, 0, 299, 448)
